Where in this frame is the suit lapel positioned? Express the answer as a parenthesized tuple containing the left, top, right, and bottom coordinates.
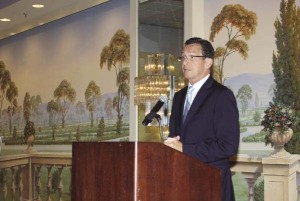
(182, 76, 215, 127)
(179, 87, 188, 122)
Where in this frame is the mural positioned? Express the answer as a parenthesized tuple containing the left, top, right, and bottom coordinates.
(0, 0, 130, 151)
(205, 0, 300, 149)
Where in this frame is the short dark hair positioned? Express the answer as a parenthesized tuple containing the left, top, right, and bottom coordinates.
(184, 37, 214, 59)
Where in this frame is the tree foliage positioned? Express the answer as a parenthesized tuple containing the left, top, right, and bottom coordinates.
(76, 101, 85, 115)
(23, 92, 31, 122)
(97, 117, 105, 136)
(85, 81, 101, 128)
(210, 4, 257, 84)
(31, 95, 42, 114)
(30, 95, 42, 123)
(6, 82, 18, 135)
(54, 80, 76, 128)
(273, 0, 300, 153)
(273, 0, 300, 116)
(254, 180, 264, 201)
(105, 97, 113, 120)
(100, 29, 130, 74)
(76, 101, 85, 123)
(99, 29, 130, 134)
(47, 100, 60, 127)
(236, 84, 253, 115)
(0, 61, 12, 119)
(253, 111, 261, 123)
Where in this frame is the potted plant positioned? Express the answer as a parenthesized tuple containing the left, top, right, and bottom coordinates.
(24, 121, 36, 153)
(261, 102, 296, 158)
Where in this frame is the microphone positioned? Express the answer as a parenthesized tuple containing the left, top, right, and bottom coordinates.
(142, 96, 167, 126)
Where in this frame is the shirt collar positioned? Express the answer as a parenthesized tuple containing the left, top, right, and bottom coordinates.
(188, 74, 210, 93)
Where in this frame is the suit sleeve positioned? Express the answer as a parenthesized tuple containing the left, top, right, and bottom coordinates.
(183, 89, 240, 163)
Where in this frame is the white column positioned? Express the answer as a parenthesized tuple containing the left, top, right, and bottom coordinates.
(184, 0, 205, 40)
(129, 0, 138, 142)
(130, 1, 139, 201)
(262, 155, 300, 201)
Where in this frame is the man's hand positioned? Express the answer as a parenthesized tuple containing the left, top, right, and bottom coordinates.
(164, 136, 182, 152)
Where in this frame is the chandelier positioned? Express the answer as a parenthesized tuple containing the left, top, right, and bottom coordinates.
(134, 53, 184, 126)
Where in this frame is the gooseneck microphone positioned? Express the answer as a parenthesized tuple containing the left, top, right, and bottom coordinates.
(142, 96, 167, 126)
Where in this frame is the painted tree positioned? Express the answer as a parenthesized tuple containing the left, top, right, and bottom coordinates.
(100, 29, 130, 135)
(268, 84, 275, 99)
(210, 4, 257, 84)
(272, 0, 300, 154)
(23, 92, 31, 122)
(54, 80, 76, 128)
(15, 105, 22, 128)
(30, 95, 42, 124)
(115, 67, 129, 132)
(0, 61, 12, 119)
(75, 101, 85, 123)
(85, 81, 101, 128)
(105, 97, 113, 121)
(97, 117, 105, 136)
(273, 0, 300, 115)
(6, 82, 18, 135)
(236, 84, 253, 115)
(253, 111, 261, 123)
(47, 100, 60, 127)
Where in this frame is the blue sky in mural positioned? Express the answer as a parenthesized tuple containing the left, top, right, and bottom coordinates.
(0, 0, 130, 105)
(205, 0, 300, 77)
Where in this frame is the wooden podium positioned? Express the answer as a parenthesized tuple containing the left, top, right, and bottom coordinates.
(72, 142, 221, 201)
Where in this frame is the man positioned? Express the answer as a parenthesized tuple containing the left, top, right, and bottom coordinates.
(165, 37, 240, 201)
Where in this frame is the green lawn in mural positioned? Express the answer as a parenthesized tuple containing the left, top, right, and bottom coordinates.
(3, 122, 129, 146)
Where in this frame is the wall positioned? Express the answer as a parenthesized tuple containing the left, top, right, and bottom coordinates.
(0, 0, 130, 147)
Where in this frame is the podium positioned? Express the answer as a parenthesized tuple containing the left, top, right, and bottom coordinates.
(72, 142, 221, 201)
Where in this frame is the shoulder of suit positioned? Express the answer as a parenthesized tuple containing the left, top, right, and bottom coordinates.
(176, 86, 188, 94)
(211, 78, 233, 92)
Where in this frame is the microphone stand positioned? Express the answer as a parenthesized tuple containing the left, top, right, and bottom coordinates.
(155, 114, 165, 144)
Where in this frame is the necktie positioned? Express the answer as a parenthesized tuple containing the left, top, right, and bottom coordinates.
(183, 86, 194, 122)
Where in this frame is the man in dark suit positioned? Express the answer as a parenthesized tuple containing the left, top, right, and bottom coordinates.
(165, 37, 240, 201)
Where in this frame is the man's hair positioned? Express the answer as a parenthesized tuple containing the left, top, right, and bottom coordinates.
(184, 37, 214, 59)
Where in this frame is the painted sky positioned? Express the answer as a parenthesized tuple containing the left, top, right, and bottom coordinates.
(0, 0, 129, 106)
(204, 0, 300, 78)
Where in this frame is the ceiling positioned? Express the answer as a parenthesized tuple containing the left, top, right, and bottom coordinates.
(0, 0, 109, 40)
(0, 0, 183, 40)
(139, 0, 183, 29)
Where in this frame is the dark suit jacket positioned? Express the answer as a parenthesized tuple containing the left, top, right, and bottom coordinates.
(169, 76, 240, 201)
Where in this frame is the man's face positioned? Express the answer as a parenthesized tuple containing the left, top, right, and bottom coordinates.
(181, 43, 212, 84)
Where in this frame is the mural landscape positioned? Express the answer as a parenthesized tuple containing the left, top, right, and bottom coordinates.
(0, 1, 130, 149)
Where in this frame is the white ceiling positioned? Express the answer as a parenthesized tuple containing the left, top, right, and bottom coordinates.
(0, 0, 109, 40)
(0, 0, 183, 40)
(139, 0, 183, 29)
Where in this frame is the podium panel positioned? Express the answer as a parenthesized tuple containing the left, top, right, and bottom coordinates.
(72, 142, 221, 201)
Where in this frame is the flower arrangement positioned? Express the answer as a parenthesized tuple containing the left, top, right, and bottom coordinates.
(261, 102, 295, 134)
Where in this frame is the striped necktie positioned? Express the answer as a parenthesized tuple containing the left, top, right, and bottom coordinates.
(183, 86, 194, 122)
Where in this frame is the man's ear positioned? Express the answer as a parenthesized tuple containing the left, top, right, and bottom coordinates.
(204, 58, 213, 70)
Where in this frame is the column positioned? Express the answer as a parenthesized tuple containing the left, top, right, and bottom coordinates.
(184, 0, 205, 40)
(262, 154, 300, 201)
(22, 161, 34, 201)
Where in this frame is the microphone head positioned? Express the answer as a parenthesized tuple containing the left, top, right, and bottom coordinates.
(159, 95, 168, 103)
